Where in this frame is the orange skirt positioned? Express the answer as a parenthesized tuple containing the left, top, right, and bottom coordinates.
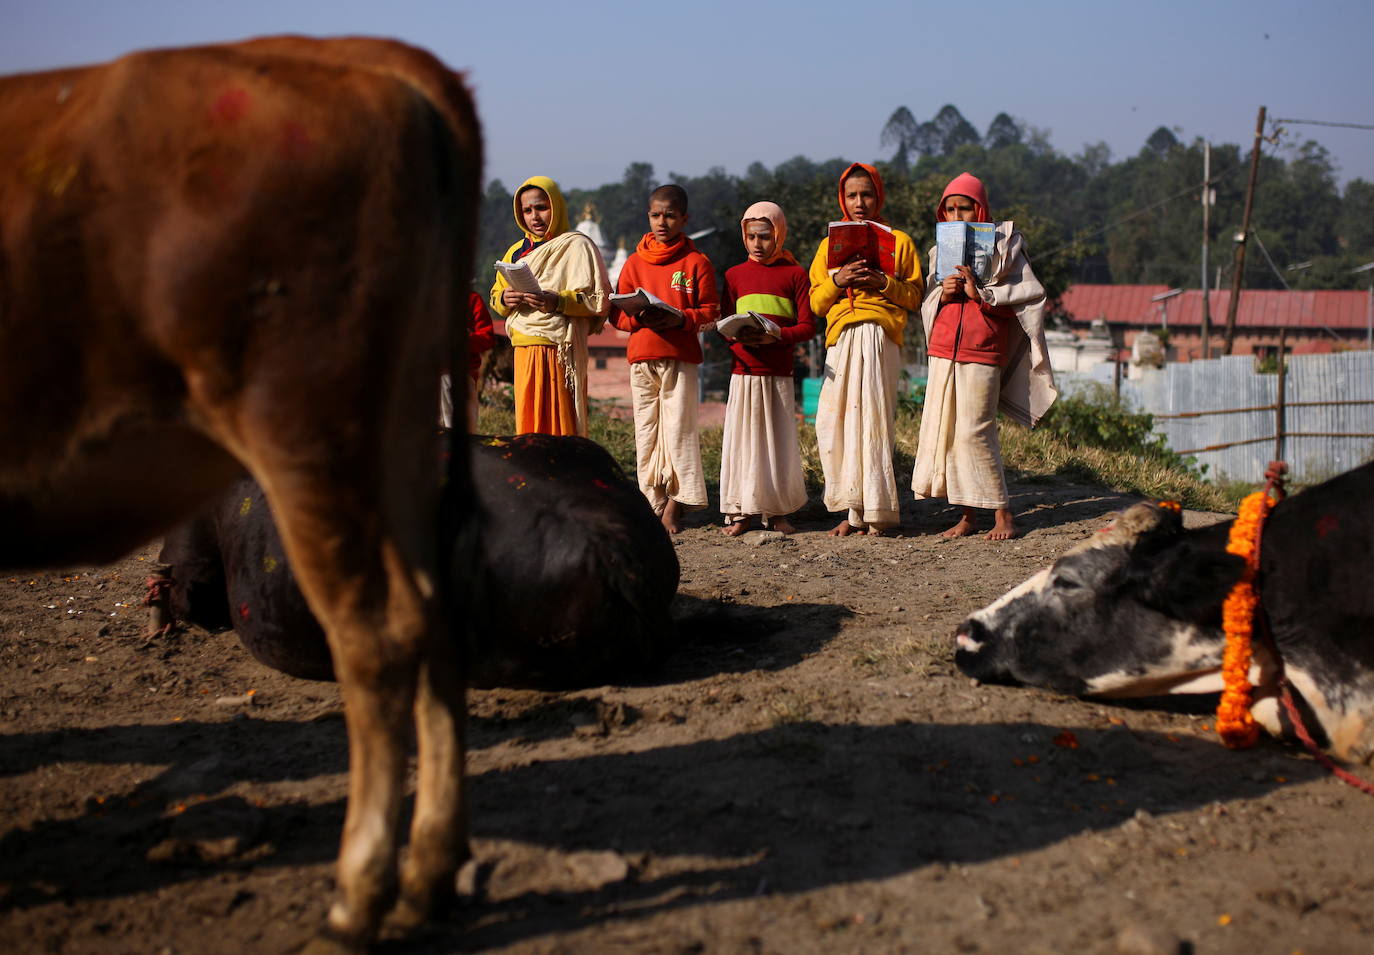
(514, 344, 578, 436)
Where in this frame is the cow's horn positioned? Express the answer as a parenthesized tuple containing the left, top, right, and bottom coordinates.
(1068, 501, 1173, 553)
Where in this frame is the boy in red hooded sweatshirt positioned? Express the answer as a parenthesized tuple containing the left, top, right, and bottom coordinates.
(718, 201, 815, 536)
(911, 172, 1057, 539)
(809, 163, 924, 536)
(610, 184, 720, 534)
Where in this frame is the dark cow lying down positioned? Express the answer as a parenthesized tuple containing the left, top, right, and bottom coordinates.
(160, 434, 680, 688)
(2, 37, 481, 949)
(956, 461, 1374, 762)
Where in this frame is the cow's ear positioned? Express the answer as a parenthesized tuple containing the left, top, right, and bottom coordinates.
(1143, 544, 1247, 622)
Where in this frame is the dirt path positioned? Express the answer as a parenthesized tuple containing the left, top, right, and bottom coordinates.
(3, 478, 1372, 954)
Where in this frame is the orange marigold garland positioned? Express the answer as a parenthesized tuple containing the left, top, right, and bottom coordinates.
(1216, 490, 1275, 748)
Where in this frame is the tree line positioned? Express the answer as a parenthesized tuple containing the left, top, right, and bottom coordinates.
(475, 103, 1374, 311)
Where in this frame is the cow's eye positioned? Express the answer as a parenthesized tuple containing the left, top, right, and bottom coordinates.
(1052, 571, 1082, 592)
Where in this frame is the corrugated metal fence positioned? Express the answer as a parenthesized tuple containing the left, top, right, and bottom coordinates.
(1112, 351, 1374, 483)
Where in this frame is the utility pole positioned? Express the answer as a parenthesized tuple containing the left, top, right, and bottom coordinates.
(1223, 106, 1266, 355)
(1200, 142, 1212, 359)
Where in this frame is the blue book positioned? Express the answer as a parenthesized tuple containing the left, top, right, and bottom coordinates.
(935, 221, 998, 284)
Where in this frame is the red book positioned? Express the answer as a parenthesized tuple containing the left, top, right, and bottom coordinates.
(826, 219, 896, 274)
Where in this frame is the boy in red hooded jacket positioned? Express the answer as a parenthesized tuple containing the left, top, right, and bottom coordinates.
(911, 172, 1057, 539)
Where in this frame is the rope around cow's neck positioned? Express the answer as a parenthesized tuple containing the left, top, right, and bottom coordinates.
(1216, 461, 1374, 795)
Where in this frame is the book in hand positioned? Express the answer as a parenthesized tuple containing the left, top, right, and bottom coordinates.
(825, 219, 896, 274)
(717, 310, 782, 343)
(610, 288, 685, 328)
(934, 220, 998, 283)
(494, 259, 544, 295)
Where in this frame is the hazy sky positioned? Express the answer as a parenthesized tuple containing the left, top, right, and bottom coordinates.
(5, 0, 1372, 192)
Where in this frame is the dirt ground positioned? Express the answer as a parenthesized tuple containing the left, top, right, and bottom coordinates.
(4, 476, 1374, 955)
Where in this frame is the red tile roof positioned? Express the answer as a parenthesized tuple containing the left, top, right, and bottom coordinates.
(1060, 285, 1371, 331)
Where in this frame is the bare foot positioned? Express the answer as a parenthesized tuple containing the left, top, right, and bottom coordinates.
(828, 519, 863, 536)
(661, 499, 683, 535)
(864, 525, 897, 537)
(941, 506, 978, 538)
(986, 508, 1016, 541)
(723, 515, 755, 537)
(767, 517, 797, 535)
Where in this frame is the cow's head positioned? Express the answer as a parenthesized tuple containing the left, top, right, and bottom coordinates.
(955, 503, 1247, 697)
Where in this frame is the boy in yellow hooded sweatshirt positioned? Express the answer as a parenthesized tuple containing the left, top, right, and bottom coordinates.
(809, 163, 924, 535)
(490, 176, 611, 436)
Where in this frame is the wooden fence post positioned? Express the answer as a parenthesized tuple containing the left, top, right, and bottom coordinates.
(1275, 327, 1288, 463)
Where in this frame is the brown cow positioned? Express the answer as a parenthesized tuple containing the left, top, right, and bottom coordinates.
(0, 37, 481, 952)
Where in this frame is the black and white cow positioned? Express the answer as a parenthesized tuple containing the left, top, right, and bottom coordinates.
(160, 434, 680, 689)
(955, 460, 1374, 761)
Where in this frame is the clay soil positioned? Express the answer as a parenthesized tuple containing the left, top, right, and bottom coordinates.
(3, 477, 1373, 955)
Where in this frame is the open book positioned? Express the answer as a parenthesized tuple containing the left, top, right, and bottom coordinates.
(717, 310, 782, 343)
(934, 221, 998, 283)
(494, 259, 545, 295)
(826, 219, 896, 274)
(610, 288, 685, 327)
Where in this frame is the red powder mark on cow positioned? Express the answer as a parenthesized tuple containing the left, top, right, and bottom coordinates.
(238, 602, 251, 620)
(280, 121, 313, 160)
(1316, 513, 1339, 537)
(211, 88, 251, 124)
(592, 479, 610, 490)
(1052, 731, 1080, 749)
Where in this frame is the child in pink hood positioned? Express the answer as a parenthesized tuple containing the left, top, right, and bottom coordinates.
(911, 172, 1057, 540)
(718, 201, 815, 536)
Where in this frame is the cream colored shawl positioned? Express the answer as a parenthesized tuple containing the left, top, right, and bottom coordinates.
(506, 230, 611, 432)
(920, 222, 1057, 428)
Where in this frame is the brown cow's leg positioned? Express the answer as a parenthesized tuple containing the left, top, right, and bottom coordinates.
(244, 459, 436, 951)
(392, 645, 469, 928)
(291, 534, 429, 953)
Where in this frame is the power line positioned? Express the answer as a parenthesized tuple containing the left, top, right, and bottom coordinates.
(1033, 119, 1365, 267)
(1273, 118, 1374, 131)
(1036, 159, 1243, 261)
(1250, 230, 1289, 291)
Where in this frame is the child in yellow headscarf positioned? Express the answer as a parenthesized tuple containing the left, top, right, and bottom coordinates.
(490, 176, 611, 436)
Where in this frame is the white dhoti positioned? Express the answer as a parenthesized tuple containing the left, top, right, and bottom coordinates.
(719, 374, 807, 522)
(815, 322, 901, 530)
(631, 358, 707, 514)
(911, 355, 1009, 510)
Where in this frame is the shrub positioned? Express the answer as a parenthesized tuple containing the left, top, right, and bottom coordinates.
(1038, 382, 1201, 475)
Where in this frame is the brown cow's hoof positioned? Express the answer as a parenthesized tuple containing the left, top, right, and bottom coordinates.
(386, 895, 429, 933)
(300, 929, 367, 955)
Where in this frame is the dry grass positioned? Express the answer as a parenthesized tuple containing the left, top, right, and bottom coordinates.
(479, 398, 1242, 516)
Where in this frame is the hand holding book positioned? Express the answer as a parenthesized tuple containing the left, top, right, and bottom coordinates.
(611, 289, 686, 330)
(939, 265, 979, 304)
(832, 259, 885, 291)
(717, 310, 782, 343)
(637, 305, 685, 330)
